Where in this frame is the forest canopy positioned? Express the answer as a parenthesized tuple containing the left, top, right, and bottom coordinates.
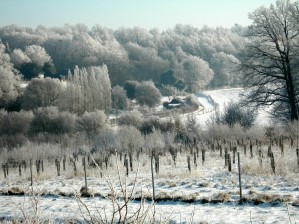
(0, 24, 245, 89)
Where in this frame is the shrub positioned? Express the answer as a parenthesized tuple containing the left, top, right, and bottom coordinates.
(185, 94, 200, 109)
(123, 80, 139, 100)
(0, 110, 33, 136)
(140, 116, 161, 134)
(76, 110, 106, 138)
(30, 106, 59, 134)
(218, 101, 257, 128)
(118, 111, 142, 127)
(135, 81, 162, 108)
(52, 111, 77, 135)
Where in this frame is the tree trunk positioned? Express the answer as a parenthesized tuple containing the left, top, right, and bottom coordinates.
(285, 58, 298, 121)
(129, 153, 133, 172)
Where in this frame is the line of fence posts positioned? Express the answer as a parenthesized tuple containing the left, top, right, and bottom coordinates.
(4, 140, 297, 203)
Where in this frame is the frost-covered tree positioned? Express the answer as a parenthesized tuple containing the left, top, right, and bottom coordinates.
(118, 111, 143, 128)
(30, 106, 60, 134)
(76, 110, 106, 138)
(124, 80, 139, 99)
(241, 0, 299, 121)
(173, 48, 214, 93)
(11, 45, 55, 79)
(218, 101, 257, 128)
(140, 115, 161, 135)
(0, 110, 33, 136)
(210, 52, 241, 88)
(22, 77, 62, 110)
(135, 81, 161, 108)
(112, 85, 128, 112)
(61, 64, 111, 115)
(117, 125, 143, 171)
(10, 49, 31, 66)
(24, 45, 53, 67)
(0, 44, 21, 109)
(125, 42, 169, 82)
(144, 128, 165, 157)
(0, 23, 247, 90)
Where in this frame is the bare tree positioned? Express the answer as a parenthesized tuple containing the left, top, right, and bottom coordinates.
(241, 0, 299, 121)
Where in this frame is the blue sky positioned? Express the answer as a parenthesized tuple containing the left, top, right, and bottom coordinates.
(0, 0, 277, 30)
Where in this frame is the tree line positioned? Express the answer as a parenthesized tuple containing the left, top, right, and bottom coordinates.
(0, 23, 245, 89)
(1, 0, 299, 150)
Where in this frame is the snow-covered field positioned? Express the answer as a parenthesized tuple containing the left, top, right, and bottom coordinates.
(0, 88, 298, 223)
(0, 147, 298, 223)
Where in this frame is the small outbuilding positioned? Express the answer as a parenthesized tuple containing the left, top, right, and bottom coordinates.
(163, 98, 184, 109)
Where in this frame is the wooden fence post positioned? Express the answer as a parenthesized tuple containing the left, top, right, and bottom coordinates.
(124, 158, 129, 176)
(30, 159, 33, 186)
(187, 156, 191, 172)
(129, 153, 133, 172)
(238, 152, 242, 204)
(280, 140, 284, 155)
(270, 152, 275, 173)
(225, 148, 228, 167)
(297, 148, 299, 167)
(55, 159, 61, 176)
(228, 154, 232, 172)
(6, 163, 8, 177)
(233, 147, 236, 164)
(18, 163, 22, 176)
(250, 142, 253, 158)
(267, 145, 272, 157)
(193, 152, 197, 167)
(83, 157, 88, 190)
(73, 159, 77, 176)
(2, 164, 6, 179)
(63, 156, 66, 171)
(219, 145, 222, 157)
(258, 149, 263, 166)
(150, 152, 155, 202)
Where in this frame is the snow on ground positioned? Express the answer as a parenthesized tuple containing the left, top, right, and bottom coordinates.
(0, 147, 298, 223)
(0, 88, 297, 223)
(0, 195, 297, 223)
(185, 88, 271, 128)
(204, 88, 244, 111)
(176, 88, 245, 128)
